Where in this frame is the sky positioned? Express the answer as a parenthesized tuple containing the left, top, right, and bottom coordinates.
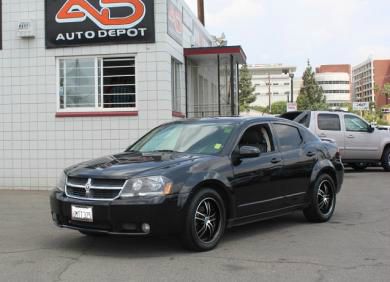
(184, 0, 390, 76)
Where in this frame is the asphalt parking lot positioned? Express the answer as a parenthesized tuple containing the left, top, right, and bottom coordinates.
(0, 169, 389, 282)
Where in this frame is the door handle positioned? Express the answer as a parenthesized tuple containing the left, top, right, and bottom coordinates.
(347, 135, 355, 138)
(319, 133, 327, 137)
(306, 151, 316, 157)
(271, 158, 282, 164)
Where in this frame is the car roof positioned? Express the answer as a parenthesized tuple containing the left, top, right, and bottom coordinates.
(171, 116, 286, 125)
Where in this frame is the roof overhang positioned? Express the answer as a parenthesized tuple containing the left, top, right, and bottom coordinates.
(184, 45, 247, 64)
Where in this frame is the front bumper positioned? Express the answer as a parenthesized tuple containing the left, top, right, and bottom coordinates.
(50, 191, 187, 236)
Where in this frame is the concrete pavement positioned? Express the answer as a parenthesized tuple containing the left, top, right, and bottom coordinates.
(0, 169, 389, 282)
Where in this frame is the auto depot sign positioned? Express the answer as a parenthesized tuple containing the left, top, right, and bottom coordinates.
(45, 0, 155, 48)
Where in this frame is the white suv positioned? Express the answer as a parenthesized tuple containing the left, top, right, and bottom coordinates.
(282, 111, 390, 171)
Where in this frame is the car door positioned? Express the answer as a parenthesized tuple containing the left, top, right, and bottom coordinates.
(232, 123, 284, 217)
(343, 114, 380, 160)
(272, 123, 317, 206)
(315, 113, 344, 151)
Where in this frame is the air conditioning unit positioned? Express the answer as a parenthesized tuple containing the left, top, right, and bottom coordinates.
(17, 20, 35, 38)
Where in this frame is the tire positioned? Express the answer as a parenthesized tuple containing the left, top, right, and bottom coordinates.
(181, 188, 226, 252)
(303, 174, 336, 223)
(350, 163, 368, 171)
(382, 148, 390, 172)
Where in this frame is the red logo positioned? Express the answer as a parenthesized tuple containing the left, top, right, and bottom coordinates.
(56, 0, 146, 29)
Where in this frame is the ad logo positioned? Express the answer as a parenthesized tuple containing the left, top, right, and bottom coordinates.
(56, 0, 146, 30)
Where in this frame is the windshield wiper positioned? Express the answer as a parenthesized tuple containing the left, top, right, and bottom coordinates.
(149, 150, 179, 153)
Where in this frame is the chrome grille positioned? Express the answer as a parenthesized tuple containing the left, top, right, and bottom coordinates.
(65, 177, 126, 201)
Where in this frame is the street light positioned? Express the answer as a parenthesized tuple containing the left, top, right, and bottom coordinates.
(289, 73, 295, 103)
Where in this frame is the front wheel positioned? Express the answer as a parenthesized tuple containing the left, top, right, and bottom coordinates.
(303, 174, 336, 223)
(181, 189, 226, 252)
(382, 148, 390, 171)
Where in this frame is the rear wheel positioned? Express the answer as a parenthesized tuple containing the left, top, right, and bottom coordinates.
(382, 148, 390, 171)
(181, 189, 226, 252)
(303, 174, 336, 223)
(350, 163, 368, 171)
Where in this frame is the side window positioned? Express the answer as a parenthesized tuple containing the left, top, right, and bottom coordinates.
(317, 114, 341, 131)
(239, 125, 274, 153)
(273, 124, 303, 152)
(344, 115, 370, 132)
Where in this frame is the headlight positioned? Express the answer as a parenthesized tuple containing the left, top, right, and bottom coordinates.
(55, 171, 66, 192)
(121, 176, 173, 198)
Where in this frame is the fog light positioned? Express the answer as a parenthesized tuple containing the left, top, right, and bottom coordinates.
(141, 223, 151, 234)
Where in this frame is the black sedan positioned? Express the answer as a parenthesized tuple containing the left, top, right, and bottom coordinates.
(50, 117, 344, 251)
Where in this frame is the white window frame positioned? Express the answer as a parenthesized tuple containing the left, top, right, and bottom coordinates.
(56, 54, 138, 112)
(171, 58, 183, 113)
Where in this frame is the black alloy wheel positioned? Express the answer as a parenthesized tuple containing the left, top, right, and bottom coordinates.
(194, 198, 221, 243)
(182, 189, 226, 251)
(317, 179, 335, 216)
(303, 174, 336, 222)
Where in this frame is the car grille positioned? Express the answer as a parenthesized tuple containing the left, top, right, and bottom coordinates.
(65, 177, 126, 201)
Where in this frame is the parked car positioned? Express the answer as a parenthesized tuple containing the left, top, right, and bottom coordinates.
(50, 117, 344, 251)
(281, 111, 390, 171)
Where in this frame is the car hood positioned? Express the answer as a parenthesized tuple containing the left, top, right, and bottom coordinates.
(65, 152, 209, 179)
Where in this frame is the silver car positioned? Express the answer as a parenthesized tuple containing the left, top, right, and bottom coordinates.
(282, 111, 390, 171)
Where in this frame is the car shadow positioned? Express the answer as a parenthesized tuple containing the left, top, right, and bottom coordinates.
(344, 168, 385, 174)
(45, 212, 308, 257)
(223, 211, 307, 243)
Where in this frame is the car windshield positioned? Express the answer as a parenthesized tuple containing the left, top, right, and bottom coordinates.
(128, 122, 237, 155)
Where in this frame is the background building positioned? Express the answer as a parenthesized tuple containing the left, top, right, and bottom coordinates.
(0, 0, 245, 190)
(315, 64, 352, 108)
(248, 64, 297, 108)
(352, 59, 390, 108)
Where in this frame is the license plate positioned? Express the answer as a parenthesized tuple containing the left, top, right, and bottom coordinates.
(71, 206, 93, 222)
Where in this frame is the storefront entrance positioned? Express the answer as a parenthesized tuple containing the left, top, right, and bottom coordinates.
(184, 46, 246, 118)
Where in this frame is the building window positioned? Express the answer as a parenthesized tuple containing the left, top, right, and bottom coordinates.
(58, 56, 136, 111)
(323, 90, 350, 94)
(0, 0, 2, 49)
(171, 58, 182, 113)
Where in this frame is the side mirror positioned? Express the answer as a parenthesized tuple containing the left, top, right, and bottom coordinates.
(368, 125, 375, 133)
(239, 146, 261, 159)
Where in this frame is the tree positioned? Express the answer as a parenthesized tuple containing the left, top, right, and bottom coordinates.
(297, 61, 328, 111)
(239, 65, 256, 112)
(382, 83, 390, 105)
(271, 101, 287, 115)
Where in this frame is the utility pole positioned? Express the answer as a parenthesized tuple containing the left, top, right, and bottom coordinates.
(289, 73, 295, 103)
(197, 0, 205, 26)
(268, 72, 272, 112)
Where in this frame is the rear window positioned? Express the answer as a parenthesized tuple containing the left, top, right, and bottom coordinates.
(317, 114, 341, 131)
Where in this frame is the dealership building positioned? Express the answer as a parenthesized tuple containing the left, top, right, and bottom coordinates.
(0, 0, 246, 190)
